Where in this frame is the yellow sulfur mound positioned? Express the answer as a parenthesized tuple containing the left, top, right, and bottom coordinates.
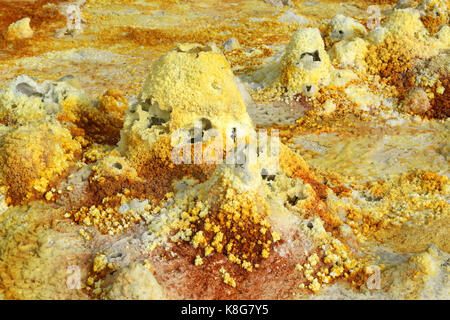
(120, 43, 255, 174)
(140, 43, 253, 134)
(280, 28, 332, 96)
(384, 8, 427, 36)
(324, 14, 367, 43)
(329, 37, 369, 71)
(6, 18, 34, 41)
(368, 8, 444, 57)
(0, 120, 81, 204)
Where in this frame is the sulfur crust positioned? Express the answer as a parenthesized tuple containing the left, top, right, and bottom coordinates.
(329, 38, 369, 71)
(435, 25, 450, 47)
(0, 78, 91, 125)
(384, 9, 427, 36)
(0, 93, 48, 123)
(0, 120, 81, 203)
(103, 262, 166, 300)
(372, 8, 443, 58)
(382, 246, 450, 299)
(0, 204, 90, 300)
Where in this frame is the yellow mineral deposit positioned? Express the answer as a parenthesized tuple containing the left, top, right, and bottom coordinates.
(281, 28, 332, 96)
(6, 17, 34, 41)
